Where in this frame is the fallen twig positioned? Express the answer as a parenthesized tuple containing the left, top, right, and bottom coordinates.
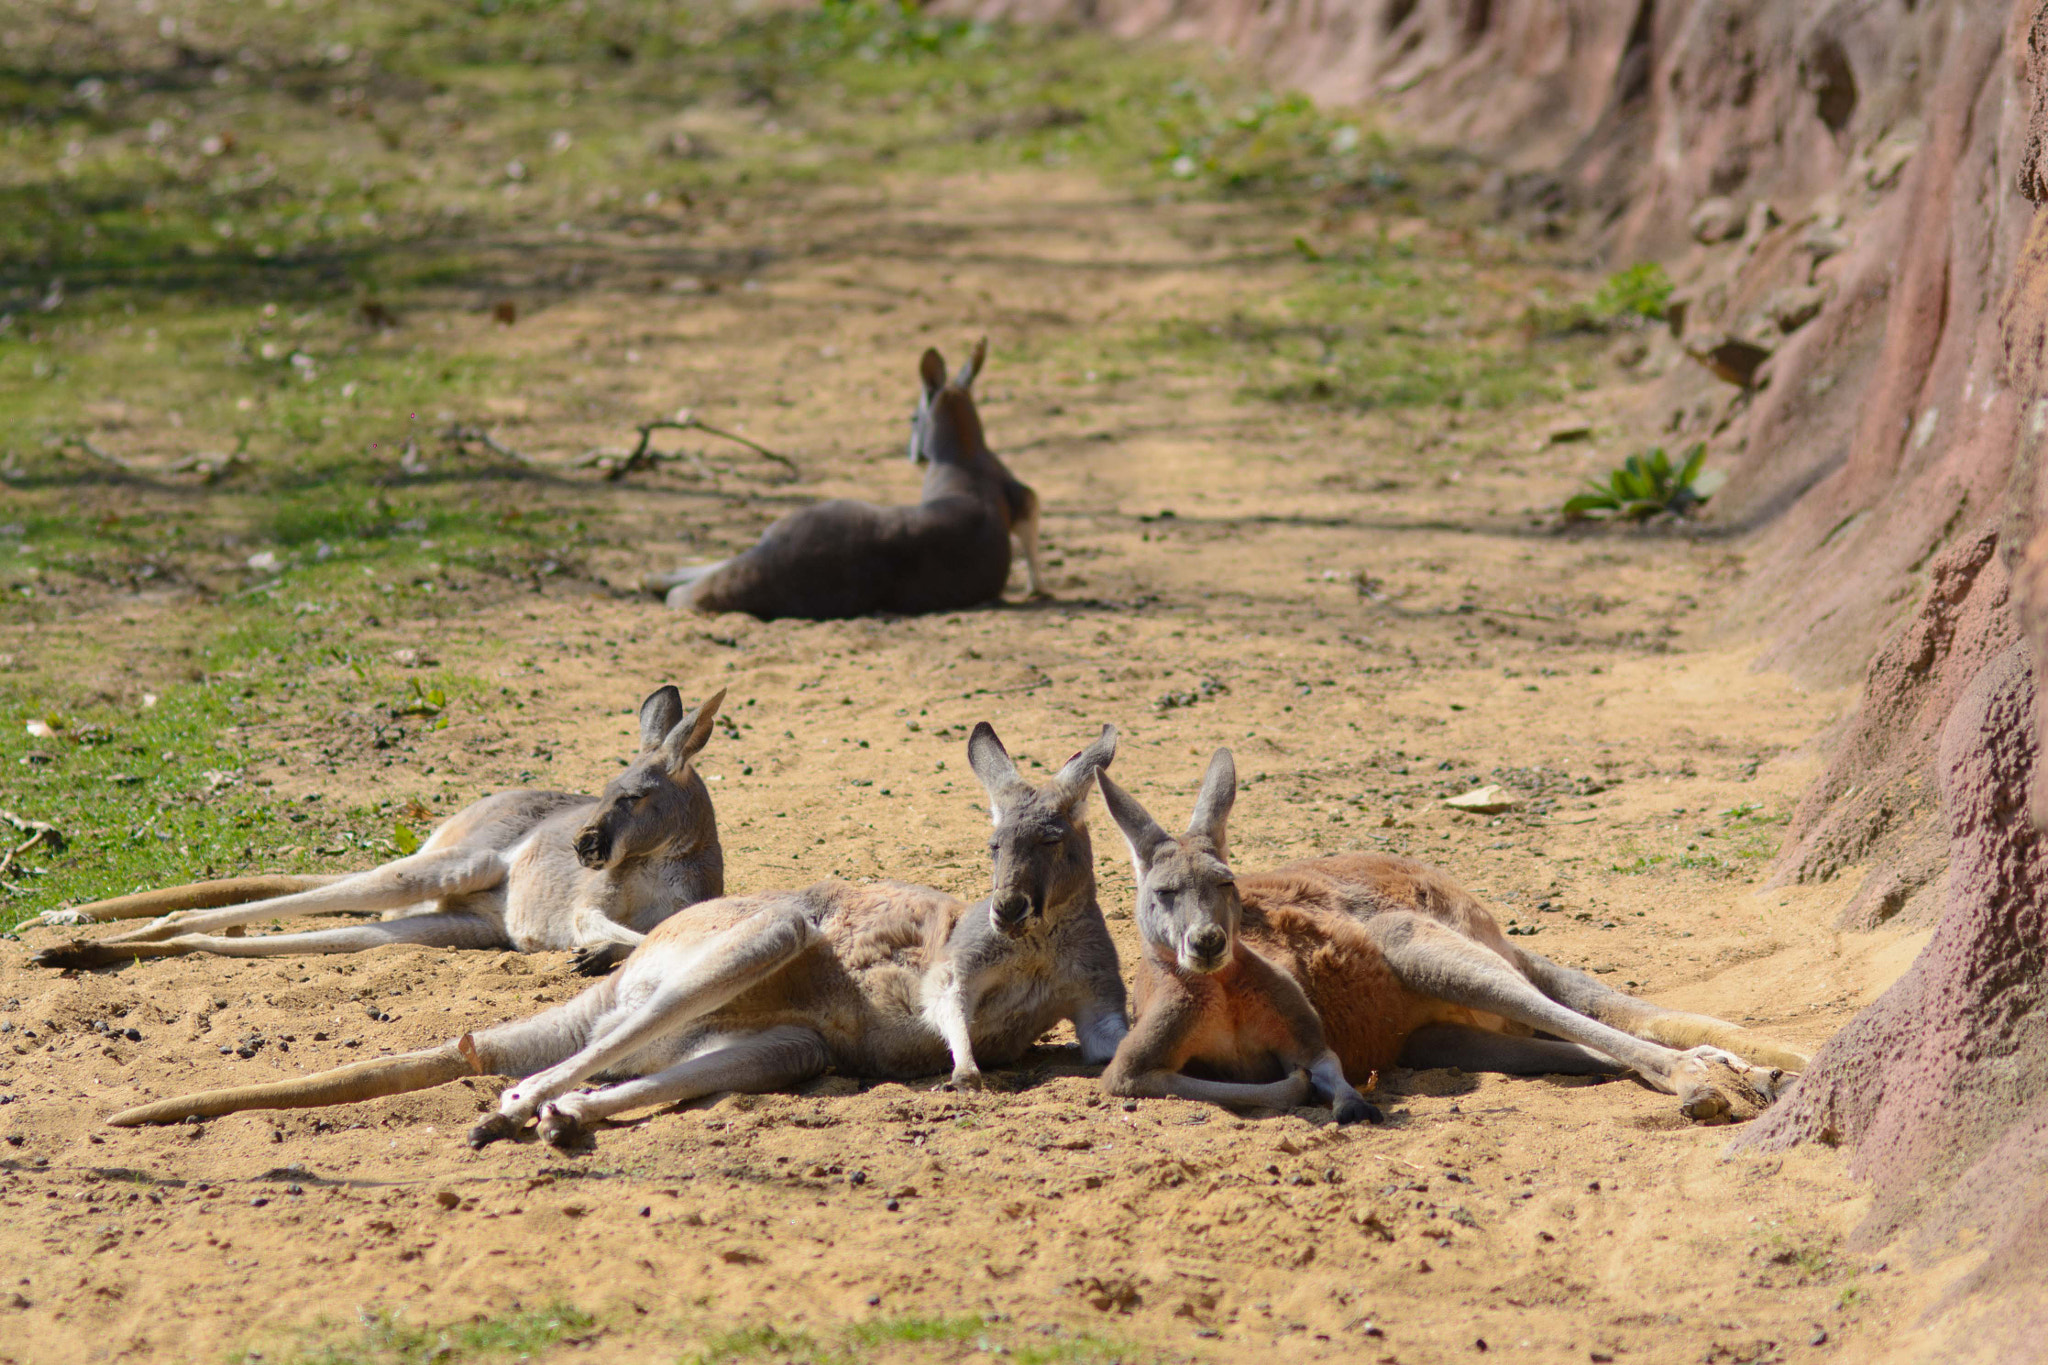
(586, 410, 799, 483)
(0, 809, 62, 881)
(61, 435, 134, 471)
(441, 422, 538, 466)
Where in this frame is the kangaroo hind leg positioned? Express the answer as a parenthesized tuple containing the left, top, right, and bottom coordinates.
(39, 911, 509, 970)
(96, 847, 505, 944)
(1511, 948, 1809, 1073)
(1399, 1023, 1626, 1076)
(1370, 915, 1785, 1123)
(537, 1024, 828, 1148)
(476, 900, 819, 1142)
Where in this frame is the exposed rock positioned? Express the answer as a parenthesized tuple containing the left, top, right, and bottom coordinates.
(1683, 333, 1773, 388)
(1688, 196, 1747, 244)
(1762, 284, 1828, 334)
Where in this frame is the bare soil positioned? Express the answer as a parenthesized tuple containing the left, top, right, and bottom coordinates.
(0, 167, 1936, 1364)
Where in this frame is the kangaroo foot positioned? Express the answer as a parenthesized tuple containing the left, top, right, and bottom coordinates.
(1672, 1047, 1781, 1124)
(31, 939, 121, 970)
(937, 1067, 987, 1093)
(467, 1112, 524, 1149)
(536, 1104, 590, 1151)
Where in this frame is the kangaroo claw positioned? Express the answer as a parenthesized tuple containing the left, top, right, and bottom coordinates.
(570, 945, 625, 977)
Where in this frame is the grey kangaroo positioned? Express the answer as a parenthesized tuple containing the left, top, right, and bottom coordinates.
(1095, 750, 1809, 1126)
(30, 687, 727, 975)
(643, 339, 1047, 619)
(100, 724, 1130, 1151)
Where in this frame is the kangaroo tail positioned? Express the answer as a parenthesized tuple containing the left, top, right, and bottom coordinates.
(107, 1039, 477, 1126)
(46, 875, 344, 925)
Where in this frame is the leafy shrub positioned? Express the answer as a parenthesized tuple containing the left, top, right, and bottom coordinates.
(1562, 443, 1724, 521)
(1590, 262, 1674, 321)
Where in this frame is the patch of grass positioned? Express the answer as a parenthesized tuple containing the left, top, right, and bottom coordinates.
(236, 1303, 596, 1365)
(680, 1316, 1138, 1365)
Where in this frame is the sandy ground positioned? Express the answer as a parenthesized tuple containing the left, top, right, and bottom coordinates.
(0, 168, 1935, 1364)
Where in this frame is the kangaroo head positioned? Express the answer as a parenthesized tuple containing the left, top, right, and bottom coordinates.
(574, 686, 726, 871)
(907, 337, 989, 467)
(966, 720, 1115, 939)
(1097, 749, 1240, 974)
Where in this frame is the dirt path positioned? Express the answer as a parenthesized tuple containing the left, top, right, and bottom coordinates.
(0, 164, 1928, 1365)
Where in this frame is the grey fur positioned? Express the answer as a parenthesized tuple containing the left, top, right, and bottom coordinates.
(32, 687, 728, 972)
(105, 723, 1131, 1149)
(644, 341, 1046, 619)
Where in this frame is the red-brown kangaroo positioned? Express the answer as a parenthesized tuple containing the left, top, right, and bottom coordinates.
(1095, 750, 1808, 1126)
(643, 340, 1046, 619)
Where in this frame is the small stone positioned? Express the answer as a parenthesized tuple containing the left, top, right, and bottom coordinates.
(434, 1191, 461, 1209)
(250, 1197, 269, 1208)
(1443, 786, 1519, 814)
(1764, 285, 1828, 334)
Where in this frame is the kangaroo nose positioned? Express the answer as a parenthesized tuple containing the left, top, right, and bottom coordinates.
(1190, 926, 1228, 961)
(991, 891, 1031, 932)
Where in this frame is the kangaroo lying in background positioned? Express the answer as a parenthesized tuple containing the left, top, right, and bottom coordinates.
(643, 339, 1047, 619)
(1096, 750, 1808, 1125)
(102, 724, 1130, 1150)
(30, 687, 727, 976)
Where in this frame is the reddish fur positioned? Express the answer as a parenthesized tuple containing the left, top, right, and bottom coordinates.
(1137, 853, 1517, 1084)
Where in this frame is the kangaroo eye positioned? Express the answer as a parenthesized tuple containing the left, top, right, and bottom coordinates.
(1039, 828, 1063, 845)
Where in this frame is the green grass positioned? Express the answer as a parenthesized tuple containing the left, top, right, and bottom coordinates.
(235, 1304, 596, 1365)
(683, 1314, 1139, 1365)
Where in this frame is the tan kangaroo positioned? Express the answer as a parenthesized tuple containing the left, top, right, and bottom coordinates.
(642, 339, 1047, 619)
(1095, 750, 1808, 1125)
(100, 723, 1130, 1150)
(29, 687, 727, 976)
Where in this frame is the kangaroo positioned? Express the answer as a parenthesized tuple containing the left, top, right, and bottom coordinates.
(99, 723, 1130, 1150)
(1095, 750, 1809, 1126)
(642, 339, 1047, 619)
(29, 687, 728, 976)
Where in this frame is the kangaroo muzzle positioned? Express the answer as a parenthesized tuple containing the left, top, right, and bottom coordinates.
(990, 890, 1035, 937)
(1184, 925, 1229, 973)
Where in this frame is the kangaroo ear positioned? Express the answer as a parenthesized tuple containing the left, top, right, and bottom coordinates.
(1050, 723, 1117, 814)
(661, 687, 727, 774)
(1187, 748, 1237, 863)
(967, 722, 1031, 822)
(920, 347, 948, 396)
(638, 685, 685, 752)
(954, 337, 988, 389)
(1097, 770, 1175, 875)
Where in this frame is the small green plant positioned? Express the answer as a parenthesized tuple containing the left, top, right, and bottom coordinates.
(391, 822, 421, 856)
(1562, 443, 1724, 521)
(1591, 262, 1674, 321)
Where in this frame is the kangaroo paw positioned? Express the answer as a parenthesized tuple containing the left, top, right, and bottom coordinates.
(570, 945, 625, 978)
(1334, 1094, 1383, 1125)
(467, 1112, 523, 1149)
(937, 1067, 987, 1093)
(536, 1105, 590, 1151)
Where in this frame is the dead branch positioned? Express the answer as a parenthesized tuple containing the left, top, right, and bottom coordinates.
(0, 809, 62, 881)
(587, 410, 800, 483)
(441, 423, 537, 466)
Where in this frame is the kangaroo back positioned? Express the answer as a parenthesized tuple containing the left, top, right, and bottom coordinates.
(681, 341, 1032, 620)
